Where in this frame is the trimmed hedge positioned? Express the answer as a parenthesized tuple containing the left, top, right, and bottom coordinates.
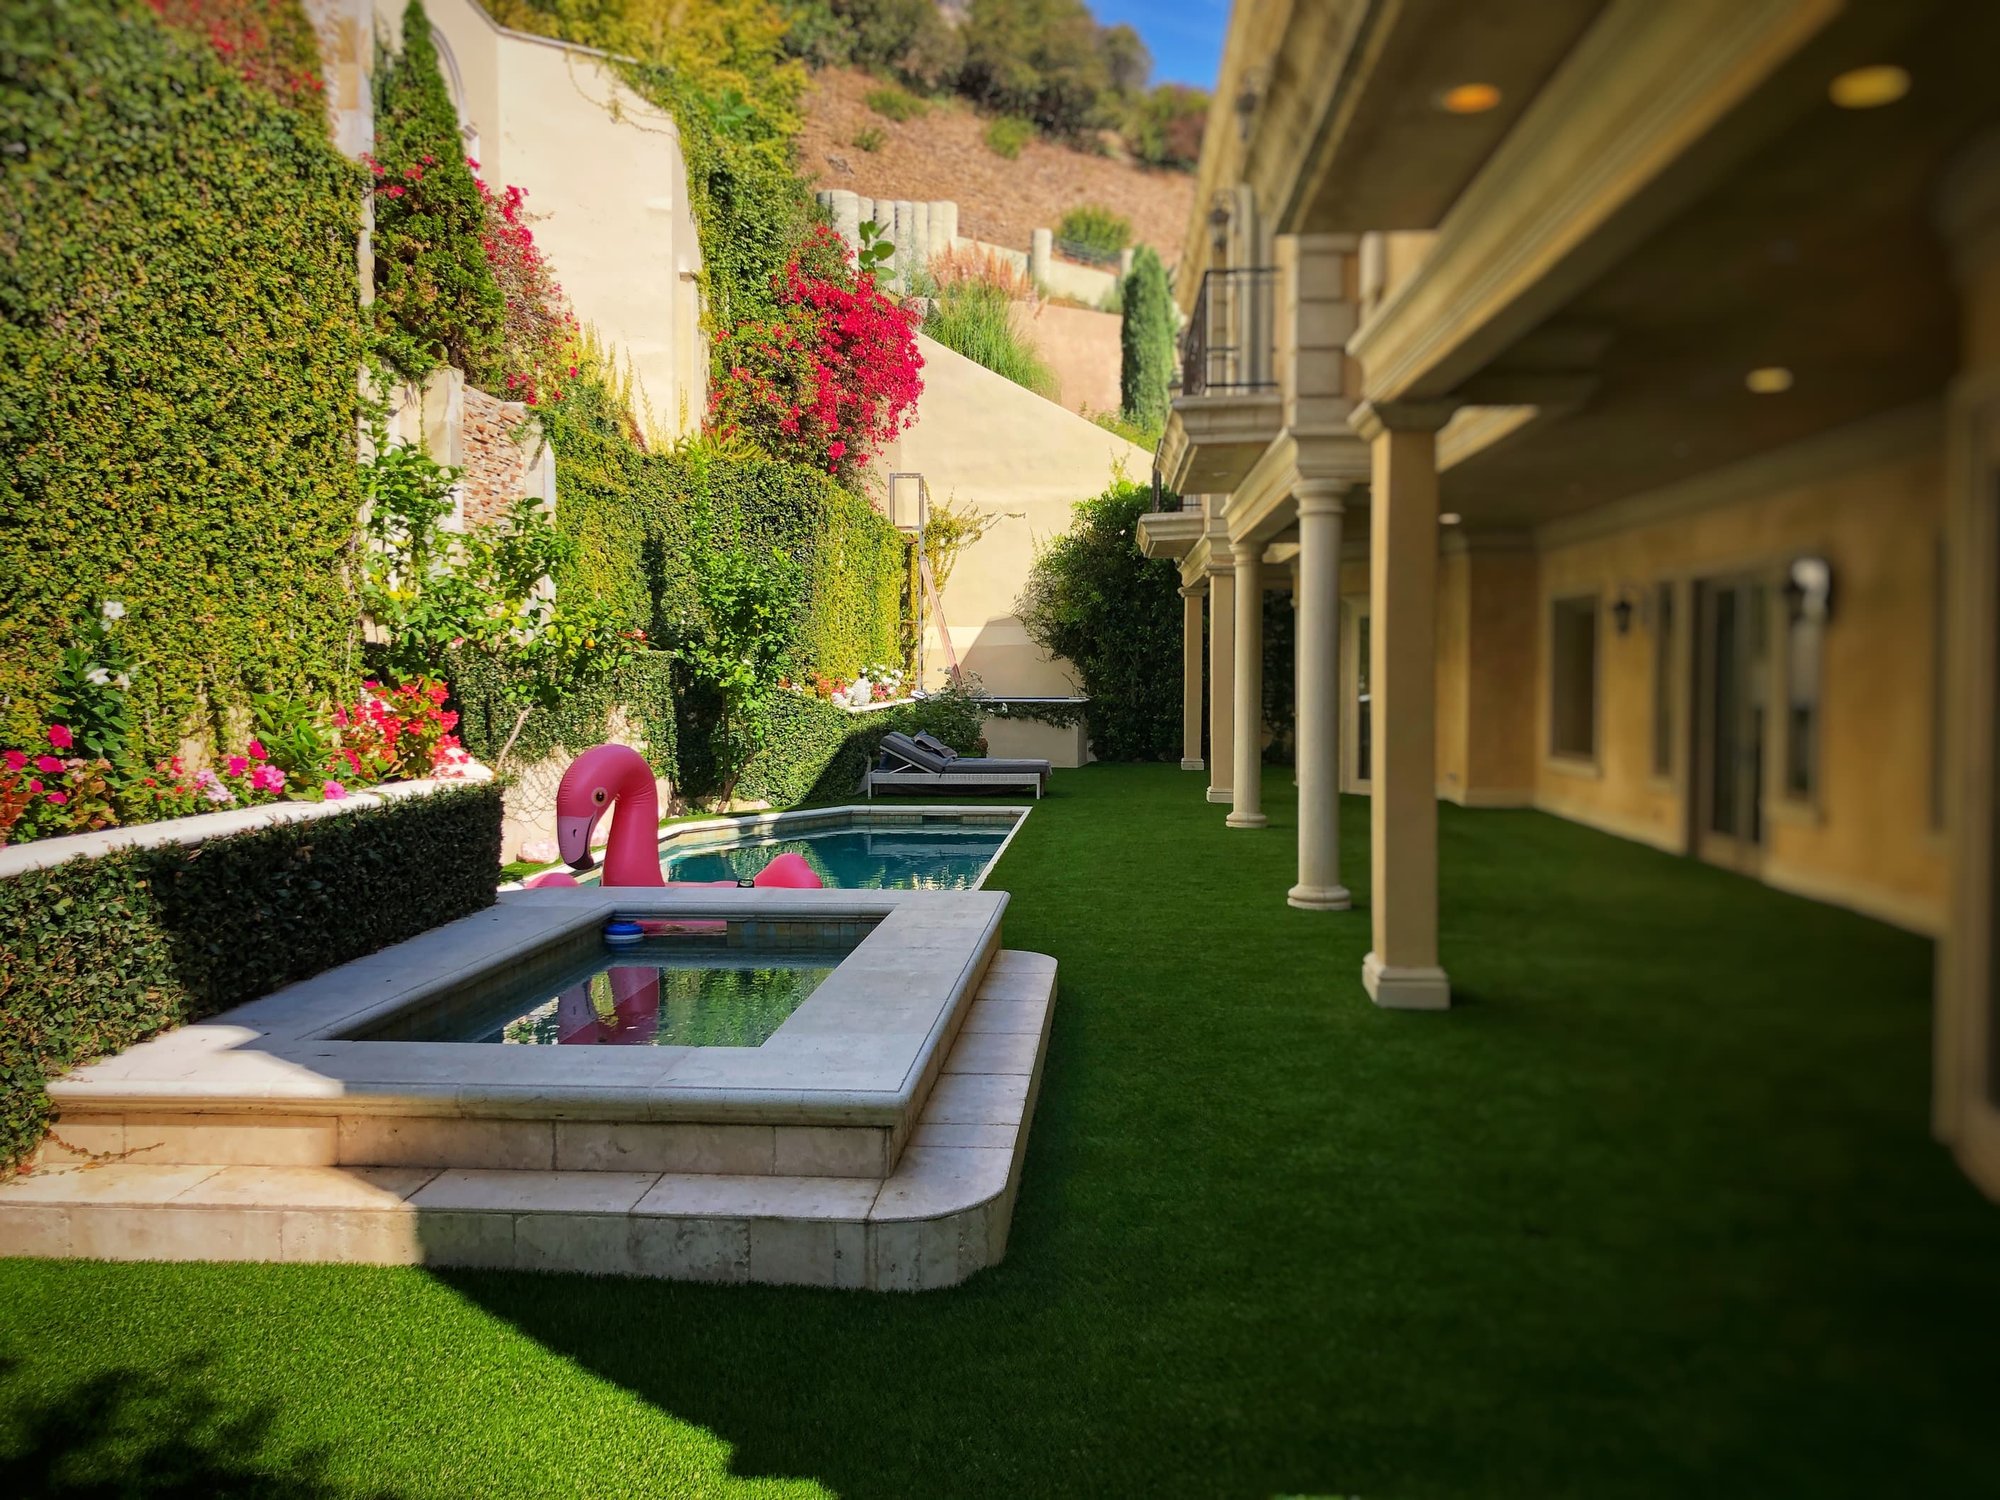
(736, 691, 986, 807)
(0, 0, 365, 757)
(449, 649, 679, 778)
(0, 784, 503, 1170)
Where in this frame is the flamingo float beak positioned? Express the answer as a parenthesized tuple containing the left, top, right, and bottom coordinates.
(558, 815, 600, 870)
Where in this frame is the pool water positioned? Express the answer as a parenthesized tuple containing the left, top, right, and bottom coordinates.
(665, 824, 1010, 890)
(370, 932, 859, 1048)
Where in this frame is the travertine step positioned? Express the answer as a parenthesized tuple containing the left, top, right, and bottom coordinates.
(0, 952, 1056, 1291)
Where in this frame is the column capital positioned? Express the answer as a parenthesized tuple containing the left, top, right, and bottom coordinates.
(1350, 398, 1460, 443)
(1293, 478, 1356, 515)
(1178, 581, 1207, 598)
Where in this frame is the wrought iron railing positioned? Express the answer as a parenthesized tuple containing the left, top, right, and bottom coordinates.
(1150, 456, 1185, 512)
(1182, 266, 1278, 397)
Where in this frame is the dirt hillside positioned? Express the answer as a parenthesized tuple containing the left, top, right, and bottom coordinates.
(799, 67, 1197, 267)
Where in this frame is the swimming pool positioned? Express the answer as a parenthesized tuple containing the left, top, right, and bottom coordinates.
(665, 823, 1008, 890)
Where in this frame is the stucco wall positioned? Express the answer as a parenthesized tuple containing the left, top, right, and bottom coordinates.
(1021, 302, 1122, 416)
(872, 335, 1152, 696)
(377, 0, 705, 440)
(1530, 425, 1946, 933)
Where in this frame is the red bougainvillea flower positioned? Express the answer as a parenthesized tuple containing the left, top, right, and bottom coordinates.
(47, 724, 73, 749)
(3, 751, 25, 771)
(34, 755, 61, 774)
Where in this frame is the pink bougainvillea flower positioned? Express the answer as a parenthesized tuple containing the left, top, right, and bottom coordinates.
(323, 780, 348, 801)
(45, 791, 68, 806)
(26, 778, 42, 794)
(47, 724, 73, 749)
(5, 750, 28, 771)
(34, 755, 61, 774)
(226, 756, 249, 777)
(247, 739, 268, 758)
(251, 764, 285, 793)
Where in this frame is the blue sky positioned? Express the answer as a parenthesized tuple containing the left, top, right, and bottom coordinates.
(1088, 0, 1228, 90)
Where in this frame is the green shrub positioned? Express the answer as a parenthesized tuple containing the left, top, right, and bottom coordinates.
(0, 0, 365, 760)
(1091, 409, 1161, 447)
(1056, 203, 1131, 263)
(371, 0, 507, 380)
(853, 124, 887, 152)
(1126, 83, 1208, 169)
(450, 650, 679, 781)
(738, 689, 987, 807)
(924, 281, 1058, 399)
(959, 0, 1109, 138)
(1119, 246, 1175, 433)
(1017, 479, 1179, 760)
(984, 115, 1035, 159)
(865, 85, 926, 121)
(0, 783, 503, 1170)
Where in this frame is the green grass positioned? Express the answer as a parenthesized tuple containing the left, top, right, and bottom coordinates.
(923, 280, 1058, 399)
(983, 115, 1033, 160)
(862, 86, 925, 123)
(4, 765, 1998, 1496)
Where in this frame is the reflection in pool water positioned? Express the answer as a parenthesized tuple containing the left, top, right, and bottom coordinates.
(499, 955, 837, 1048)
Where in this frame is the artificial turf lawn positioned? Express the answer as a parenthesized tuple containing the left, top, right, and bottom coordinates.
(3, 763, 1998, 1497)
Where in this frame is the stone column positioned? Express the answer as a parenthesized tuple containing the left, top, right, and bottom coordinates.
(1288, 481, 1353, 909)
(1227, 544, 1267, 828)
(909, 201, 932, 285)
(1353, 401, 1457, 1007)
(1206, 553, 1235, 804)
(1029, 227, 1053, 288)
(892, 201, 916, 292)
(826, 189, 862, 253)
(1180, 583, 1205, 770)
(934, 200, 959, 253)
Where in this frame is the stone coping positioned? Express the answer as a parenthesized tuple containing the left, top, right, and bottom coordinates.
(4, 952, 1058, 1289)
(636, 803, 1032, 887)
(50, 885, 1007, 1131)
(0, 777, 461, 880)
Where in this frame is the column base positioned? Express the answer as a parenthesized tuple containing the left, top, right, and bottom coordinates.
(1362, 951, 1451, 1010)
(1224, 810, 1268, 829)
(1180, 758, 1206, 771)
(1205, 787, 1233, 804)
(1287, 883, 1352, 911)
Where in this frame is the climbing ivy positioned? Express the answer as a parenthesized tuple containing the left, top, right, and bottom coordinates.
(0, 0, 365, 759)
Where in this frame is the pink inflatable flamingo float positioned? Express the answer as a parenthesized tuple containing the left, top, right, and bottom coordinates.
(524, 743, 822, 890)
(521, 745, 820, 1045)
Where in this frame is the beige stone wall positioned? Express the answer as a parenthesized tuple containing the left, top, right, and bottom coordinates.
(1019, 302, 1122, 417)
(871, 335, 1151, 697)
(1529, 426, 1946, 933)
(375, 0, 706, 440)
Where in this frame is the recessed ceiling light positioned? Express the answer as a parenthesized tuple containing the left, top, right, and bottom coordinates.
(1746, 366, 1794, 394)
(1829, 65, 1910, 109)
(1436, 83, 1501, 115)
(1438, 511, 1463, 526)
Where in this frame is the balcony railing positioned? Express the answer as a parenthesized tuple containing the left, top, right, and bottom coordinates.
(1182, 266, 1278, 397)
(1150, 456, 1185, 512)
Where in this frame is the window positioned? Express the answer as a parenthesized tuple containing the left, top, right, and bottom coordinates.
(1652, 581, 1676, 778)
(1550, 594, 1599, 761)
(1781, 557, 1830, 802)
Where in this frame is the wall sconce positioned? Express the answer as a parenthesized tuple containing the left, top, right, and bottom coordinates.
(1209, 199, 1232, 258)
(1782, 556, 1834, 624)
(1234, 75, 1262, 144)
(1611, 587, 1638, 636)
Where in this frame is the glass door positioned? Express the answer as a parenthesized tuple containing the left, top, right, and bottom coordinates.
(1694, 576, 1771, 870)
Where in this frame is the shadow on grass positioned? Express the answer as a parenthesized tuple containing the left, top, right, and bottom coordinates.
(0, 1353, 403, 1500)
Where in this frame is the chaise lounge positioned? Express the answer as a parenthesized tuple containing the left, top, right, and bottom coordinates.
(866, 731, 1050, 799)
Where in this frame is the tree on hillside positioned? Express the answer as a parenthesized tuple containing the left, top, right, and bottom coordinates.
(958, 0, 1110, 137)
(371, 0, 505, 379)
(1119, 246, 1175, 434)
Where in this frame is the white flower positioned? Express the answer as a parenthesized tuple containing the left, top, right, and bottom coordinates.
(113, 672, 130, 690)
(100, 600, 126, 623)
(85, 667, 111, 686)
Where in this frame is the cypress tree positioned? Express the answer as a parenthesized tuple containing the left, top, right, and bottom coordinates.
(1118, 246, 1174, 434)
(371, 0, 504, 380)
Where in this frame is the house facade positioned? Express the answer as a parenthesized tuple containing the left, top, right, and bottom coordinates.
(1137, 0, 2000, 1198)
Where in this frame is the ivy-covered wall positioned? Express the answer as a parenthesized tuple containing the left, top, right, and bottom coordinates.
(736, 690, 986, 808)
(543, 393, 904, 682)
(0, 0, 365, 757)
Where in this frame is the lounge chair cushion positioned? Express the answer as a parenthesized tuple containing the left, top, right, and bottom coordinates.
(911, 731, 960, 761)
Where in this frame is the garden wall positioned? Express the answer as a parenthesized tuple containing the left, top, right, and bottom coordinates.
(0, 0, 365, 759)
(0, 781, 503, 1171)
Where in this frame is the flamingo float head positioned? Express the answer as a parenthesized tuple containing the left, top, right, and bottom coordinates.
(554, 744, 654, 871)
